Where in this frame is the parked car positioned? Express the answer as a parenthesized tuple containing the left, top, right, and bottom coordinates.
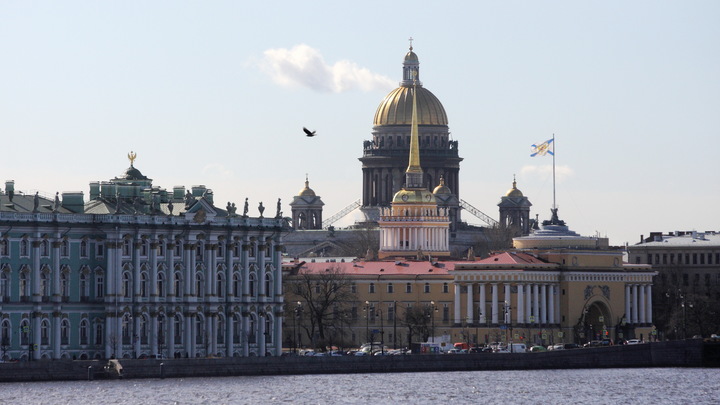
(626, 339, 642, 345)
(529, 345, 547, 352)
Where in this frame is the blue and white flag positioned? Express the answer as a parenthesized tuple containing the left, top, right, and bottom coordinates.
(530, 138, 554, 157)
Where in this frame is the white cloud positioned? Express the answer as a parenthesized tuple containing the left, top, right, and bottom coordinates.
(520, 164, 574, 182)
(258, 44, 395, 93)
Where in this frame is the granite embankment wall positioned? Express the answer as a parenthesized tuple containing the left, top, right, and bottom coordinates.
(1, 339, 717, 383)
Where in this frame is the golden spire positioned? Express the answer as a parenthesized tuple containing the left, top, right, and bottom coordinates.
(127, 151, 137, 166)
(406, 73, 422, 175)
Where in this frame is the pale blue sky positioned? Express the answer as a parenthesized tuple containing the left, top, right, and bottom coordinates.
(1, 1, 718, 246)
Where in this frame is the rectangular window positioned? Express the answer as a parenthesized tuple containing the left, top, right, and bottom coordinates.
(405, 283, 412, 293)
(670, 254, 675, 264)
(692, 254, 697, 265)
(351, 283, 357, 294)
(700, 254, 705, 265)
(387, 283, 394, 294)
(369, 283, 375, 294)
(96, 243, 104, 258)
(662, 254, 667, 265)
(683, 274, 689, 286)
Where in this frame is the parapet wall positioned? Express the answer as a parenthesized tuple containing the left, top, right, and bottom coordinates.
(0, 339, 716, 382)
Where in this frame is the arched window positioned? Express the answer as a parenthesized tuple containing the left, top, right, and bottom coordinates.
(79, 319, 89, 345)
(139, 315, 148, 344)
(40, 272, 49, 298)
(174, 272, 183, 298)
(60, 271, 70, 300)
(122, 314, 132, 345)
(196, 273, 205, 299)
(61, 319, 70, 345)
(217, 315, 225, 345)
(94, 323, 103, 346)
(95, 272, 105, 298)
(196, 315, 204, 346)
(139, 272, 148, 297)
(122, 239, 131, 256)
(249, 274, 256, 297)
(157, 272, 166, 297)
(217, 272, 225, 298)
(19, 271, 30, 300)
(248, 316, 256, 344)
(0, 271, 9, 301)
(122, 272, 131, 298)
(79, 272, 89, 301)
(61, 240, 69, 257)
(1, 319, 12, 353)
(0, 239, 8, 256)
(232, 273, 241, 297)
(41, 320, 50, 345)
(265, 316, 272, 344)
(20, 319, 30, 345)
(265, 274, 272, 297)
(80, 240, 88, 258)
(41, 240, 49, 257)
(20, 239, 28, 256)
(174, 314, 183, 345)
(233, 314, 242, 344)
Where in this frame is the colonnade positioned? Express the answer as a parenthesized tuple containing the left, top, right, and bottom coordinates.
(625, 284, 653, 325)
(453, 282, 560, 326)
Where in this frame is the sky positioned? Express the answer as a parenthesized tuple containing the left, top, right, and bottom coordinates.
(1, 1, 718, 248)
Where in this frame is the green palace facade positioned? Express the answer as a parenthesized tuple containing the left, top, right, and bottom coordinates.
(0, 156, 286, 360)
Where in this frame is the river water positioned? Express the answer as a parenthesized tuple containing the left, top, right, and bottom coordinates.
(1, 368, 717, 405)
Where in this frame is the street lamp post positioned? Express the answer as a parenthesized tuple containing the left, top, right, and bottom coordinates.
(392, 301, 397, 350)
(430, 301, 438, 343)
(293, 301, 302, 353)
(504, 301, 513, 352)
(364, 301, 371, 353)
(377, 309, 384, 355)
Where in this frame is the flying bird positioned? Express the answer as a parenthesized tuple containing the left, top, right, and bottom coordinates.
(303, 127, 317, 137)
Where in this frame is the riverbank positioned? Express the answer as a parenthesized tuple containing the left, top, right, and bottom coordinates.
(1, 339, 718, 382)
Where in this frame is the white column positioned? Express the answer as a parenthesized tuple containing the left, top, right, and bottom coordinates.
(548, 285, 556, 324)
(466, 283, 474, 323)
(525, 284, 532, 323)
(478, 283, 486, 323)
(625, 285, 631, 322)
(540, 284, 547, 324)
(532, 284, 540, 325)
(491, 284, 499, 324)
(646, 285, 653, 324)
(632, 284, 639, 324)
(639, 285, 646, 324)
(454, 283, 461, 325)
(517, 284, 524, 324)
(503, 284, 511, 324)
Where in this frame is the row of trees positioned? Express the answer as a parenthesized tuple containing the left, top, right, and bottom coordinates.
(286, 266, 437, 351)
(653, 267, 720, 340)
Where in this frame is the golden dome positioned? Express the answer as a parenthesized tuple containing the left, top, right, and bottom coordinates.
(373, 86, 448, 126)
(433, 176, 452, 195)
(392, 188, 436, 204)
(505, 179, 524, 198)
(298, 177, 316, 197)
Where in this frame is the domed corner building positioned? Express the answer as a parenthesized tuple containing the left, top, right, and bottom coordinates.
(360, 44, 462, 227)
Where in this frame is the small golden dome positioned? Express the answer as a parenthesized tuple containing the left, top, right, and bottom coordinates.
(392, 188, 436, 204)
(433, 176, 452, 195)
(373, 86, 448, 126)
(505, 179, 523, 198)
(298, 176, 316, 197)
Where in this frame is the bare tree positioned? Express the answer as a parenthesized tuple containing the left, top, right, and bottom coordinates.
(472, 225, 515, 258)
(401, 305, 434, 347)
(288, 265, 357, 350)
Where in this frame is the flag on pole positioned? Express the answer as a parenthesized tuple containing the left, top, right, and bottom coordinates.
(530, 138, 554, 157)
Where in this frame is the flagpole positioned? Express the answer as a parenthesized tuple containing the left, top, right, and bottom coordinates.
(552, 134, 556, 210)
